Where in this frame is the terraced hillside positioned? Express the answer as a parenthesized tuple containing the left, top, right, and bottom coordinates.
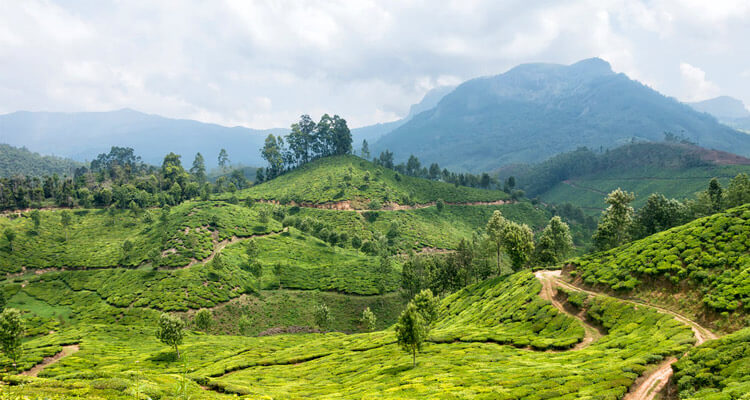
(229, 155, 509, 207)
(539, 165, 750, 214)
(1, 271, 696, 399)
(566, 204, 750, 332)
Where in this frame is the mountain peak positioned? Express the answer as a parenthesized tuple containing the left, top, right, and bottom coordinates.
(569, 57, 614, 76)
(689, 96, 750, 120)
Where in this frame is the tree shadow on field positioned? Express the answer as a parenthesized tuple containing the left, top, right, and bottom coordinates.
(147, 350, 178, 363)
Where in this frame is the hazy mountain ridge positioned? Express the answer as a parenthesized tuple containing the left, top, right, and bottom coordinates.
(0, 108, 284, 168)
(375, 58, 750, 172)
(688, 95, 750, 132)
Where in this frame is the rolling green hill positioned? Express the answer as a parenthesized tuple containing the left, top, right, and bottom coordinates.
(1, 271, 695, 399)
(230, 155, 509, 207)
(0, 143, 82, 178)
(566, 204, 750, 332)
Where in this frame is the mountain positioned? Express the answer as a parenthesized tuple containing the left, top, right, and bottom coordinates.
(0, 109, 285, 168)
(689, 96, 750, 120)
(374, 58, 750, 172)
(688, 96, 750, 132)
(351, 85, 455, 145)
(0, 143, 82, 178)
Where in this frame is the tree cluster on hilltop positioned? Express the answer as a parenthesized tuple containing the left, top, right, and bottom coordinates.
(258, 114, 353, 181)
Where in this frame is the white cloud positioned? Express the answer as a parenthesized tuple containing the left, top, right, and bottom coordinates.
(0, 0, 749, 129)
(679, 63, 721, 101)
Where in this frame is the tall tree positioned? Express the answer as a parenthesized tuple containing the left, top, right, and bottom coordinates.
(707, 178, 723, 212)
(190, 153, 207, 183)
(361, 139, 370, 159)
(162, 153, 187, 188)
(593, 188, 635, 251)
(331, 115, 352, 156)
(313, 114, 334, 157)
(261, 135, 285, 178)
(155, 313, 185, 359)
(218, 149, 230, 173)
(534, 216, 573, 266)
(725, 173, 750, 208)
(631, 194, 686, 239)
(412, 289, 439, 333)
(503, 221, 535, 271)
(395, 302, 426, 368)
(0, 308, 24, 370)
(486, 210, 507, 272)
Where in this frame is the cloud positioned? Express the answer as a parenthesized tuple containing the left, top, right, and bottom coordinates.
(679, 63, 721, 101)
(0, 1, 748, 128)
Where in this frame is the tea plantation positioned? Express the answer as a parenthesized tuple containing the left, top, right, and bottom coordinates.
(567, 203, 750, 331)
(229, 155, 509, 206)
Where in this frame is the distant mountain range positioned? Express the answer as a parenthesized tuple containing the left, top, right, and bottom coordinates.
(373, 58, 750, 172)
(688, 96, 750, 132)
(3, 58, 750, 174)
(0, 109, 285, 168)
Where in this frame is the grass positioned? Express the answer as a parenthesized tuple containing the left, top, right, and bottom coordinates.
(567, 203, 750, 332)
(227, 155, 509, 206)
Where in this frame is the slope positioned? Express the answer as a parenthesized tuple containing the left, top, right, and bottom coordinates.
(0, 143, 82, 178)
(375, 58, 750, 172)
(566, 204, 750, 332)
(233, 154, 509, 207)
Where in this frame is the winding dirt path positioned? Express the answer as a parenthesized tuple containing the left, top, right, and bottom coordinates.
(534, 271, 602, 350)
(536, 270, 719, 400)
(21, 344, 79, 377)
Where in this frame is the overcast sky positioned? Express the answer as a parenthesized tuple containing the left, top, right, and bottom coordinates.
(1, 0, 749, 129)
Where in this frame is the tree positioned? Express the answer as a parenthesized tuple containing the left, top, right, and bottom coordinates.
(261, 134, 285, 178)
(592, 188, 636, 251)
(351, 235, 362, 252)
(707, 178, 723, 212)
(725, 173, 750, 208)
(406, 155, 421, 176)
(395, 302, 426, 368)
(412, 289, 439, 332)
(631, 194, 686, 239)
(162, 153, 187, 187)
(30, 210, 41, 232)
(3, 228, 15, 252)
(331, 115, 352, 156)
(428, 163, 441, 180)
(361, 139, 370, 159)
(155, 313, 185, 359)
(376, 150, 394, 169)
(360, 307, 377, 332)
(486, 210, 507, 272)
(534, 216, 573, 266)
(122, 239, 134, 262)
(60, 210, 72, 241)
(190, 153, 207, 183)
(314, 303, 333, 330)
(503, 221, 535, 271)
(194, 309, 212, 332)
(0, 308, 25, 369)
(218, 149, 230, 173)
(436, 199, 445, 212)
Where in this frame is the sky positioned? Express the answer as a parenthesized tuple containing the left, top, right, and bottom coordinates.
(0, 0, 749, 129)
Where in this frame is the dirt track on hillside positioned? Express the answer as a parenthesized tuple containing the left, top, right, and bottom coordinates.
(21, 344, 80, 377)
(535, 270, 719, 400)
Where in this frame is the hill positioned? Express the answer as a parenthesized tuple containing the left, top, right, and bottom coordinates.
(0, 109, 284, 168)
(374, 58, 750, 172)
(233, 155, 510, 207)
(0, 143, 82, 178)
(2, 270, 696, 398)
(565, 203, 750, 332)
(506, 141, 750, 213)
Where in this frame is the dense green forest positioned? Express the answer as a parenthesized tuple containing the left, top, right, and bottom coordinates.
(0, 144, 82, 178)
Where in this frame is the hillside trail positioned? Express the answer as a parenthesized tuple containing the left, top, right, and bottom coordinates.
(255, 198, 512, 212)
(21, 344, 79, 377)
(535, 271, 602, 350)
(170, 227, 289, 270)
(535, 270, 719, 400)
